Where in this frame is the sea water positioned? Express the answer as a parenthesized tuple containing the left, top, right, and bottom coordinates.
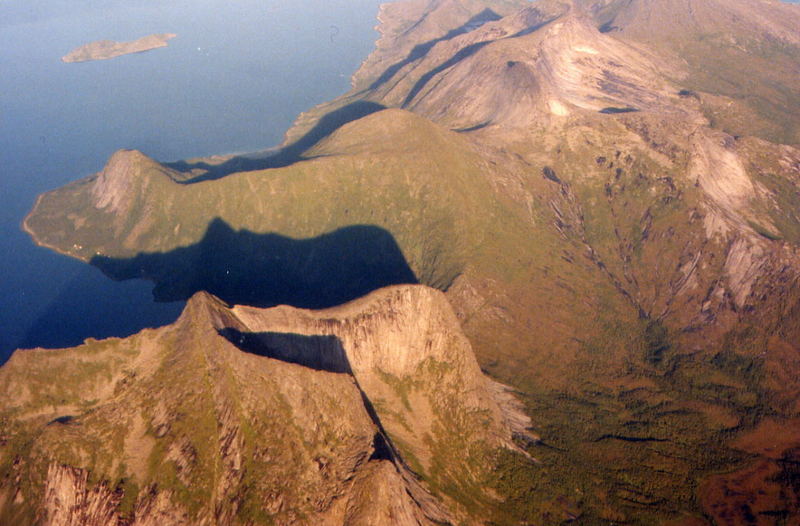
(0, 0, 383, 363)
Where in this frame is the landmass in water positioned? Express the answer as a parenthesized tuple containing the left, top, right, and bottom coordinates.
(61, 33, 177, 63)
(10, 0, 800, 523)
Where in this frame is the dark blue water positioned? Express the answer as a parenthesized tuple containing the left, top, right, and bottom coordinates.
(0, 0, 383, 363)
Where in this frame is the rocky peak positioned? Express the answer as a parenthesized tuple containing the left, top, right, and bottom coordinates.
(230, 285, 532, 444)
(15, 0, 800, 522)
(0, 285, 533, 525)
(346, 0, 688, 131)
(90, 149, 157, 214)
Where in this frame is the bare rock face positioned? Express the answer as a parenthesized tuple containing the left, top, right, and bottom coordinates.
(227, 285, 531, 474)
(19, 0, 800, 521)
(90, 149, 157, 215)
(0, 285, 530, 525)
(42, 465, 119, 526)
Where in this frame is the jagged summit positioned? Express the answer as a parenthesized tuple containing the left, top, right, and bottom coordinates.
(0, 285, 531, 525)
(14, 0, 800, 522)
(295, 0, 697, 135)
(308, 0, 800, 144)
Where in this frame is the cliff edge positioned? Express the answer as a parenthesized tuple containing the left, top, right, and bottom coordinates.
(0, 285, 532, 525)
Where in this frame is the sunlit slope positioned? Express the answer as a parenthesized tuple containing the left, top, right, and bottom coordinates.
(0, 286, 530, 525)
(25, 109, 503, 294)
(286, 0, 533, 144)
(461, 120, 800, 523)
(583, 0, 800, 144)
(274, 0, 800, 521)
(20, 0, 800, 522)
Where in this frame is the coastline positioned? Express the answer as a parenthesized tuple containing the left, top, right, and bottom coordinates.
(62, 33, 177, 63)
(350, 2, 391, 90)
(21, 193, 87, 262)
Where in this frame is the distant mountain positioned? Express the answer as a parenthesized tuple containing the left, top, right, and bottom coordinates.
(13, 0, 800, 523)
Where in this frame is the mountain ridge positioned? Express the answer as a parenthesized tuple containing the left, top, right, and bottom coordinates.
(0, 285, 531, 525)
(13, 0, 800, 522)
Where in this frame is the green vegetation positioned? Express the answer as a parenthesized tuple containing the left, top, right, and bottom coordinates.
(753, 171, 800, 244)
(13, 0, 800, 522)
(677, 36, 800, 145)
(643, 320, 671, 366)
(374, 355, 503, 518)
(26, 110, 501, 303)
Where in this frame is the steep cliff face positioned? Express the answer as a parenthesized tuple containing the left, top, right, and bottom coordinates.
(19, 0, 800, 522)
(227, 285, 530, 475)
(0, 286, 530, 526)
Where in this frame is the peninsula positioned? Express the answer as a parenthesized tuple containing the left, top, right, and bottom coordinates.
(62, 33, 176, 63)
(15, 0, 800, 522)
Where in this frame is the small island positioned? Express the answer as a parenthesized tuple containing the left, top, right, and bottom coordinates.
(62, 33, 177, 63)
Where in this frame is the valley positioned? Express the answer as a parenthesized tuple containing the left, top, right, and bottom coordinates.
(6, 0, 800, 523)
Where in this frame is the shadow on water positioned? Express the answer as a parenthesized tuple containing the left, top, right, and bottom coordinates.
(91, 218, 418, 309)
(13, 263, 183, 358)
(5, 103, 398, 362)
(167, 101, 386, 183)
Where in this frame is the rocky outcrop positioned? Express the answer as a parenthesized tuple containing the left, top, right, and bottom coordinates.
(38, 463, 191, 526)
(90, 150, 156, 214)
(0, 285, 531, 525)
(19, 0, 800, 522)
(226, 285, 532, 464)
(42, 464, 118, 526)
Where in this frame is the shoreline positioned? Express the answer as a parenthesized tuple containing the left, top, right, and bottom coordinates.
(350, 2, 392, 90)
(21, 193, 88, 262)
(62, 33, 177, 63)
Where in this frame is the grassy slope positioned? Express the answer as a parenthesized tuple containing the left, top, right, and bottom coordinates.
(0, 287, 524, 525)
(26, 110, 500, 296)
(590, 0, 800, 145)
(17, 0, 800, 523)
(0, 297, 375, 525)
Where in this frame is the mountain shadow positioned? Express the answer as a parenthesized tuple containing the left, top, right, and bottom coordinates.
(402, 40, 493, 107)
(13, 262, 182, 359)
(167, 101, 386, 183)
(90, 218, 418, 309)
(219, 329, 352, 374)
(219, 328, 399, 463)
(369, 8, 502, 91)
(401, 18, 555, 107)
